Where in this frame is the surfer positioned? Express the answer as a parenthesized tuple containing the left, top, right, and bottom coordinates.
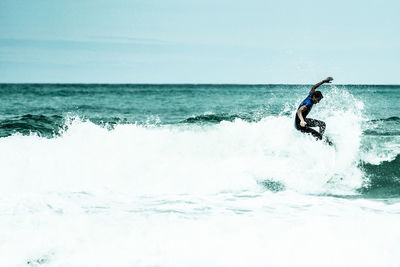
(295, 77, 333, 143)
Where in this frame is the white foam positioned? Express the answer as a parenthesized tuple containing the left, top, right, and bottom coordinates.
(0, 109, 362, 197)
(2, 191, 400, 267)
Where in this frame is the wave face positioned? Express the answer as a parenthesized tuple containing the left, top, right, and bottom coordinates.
(1, 84, 400, 266)
(359, 154, 400, 197)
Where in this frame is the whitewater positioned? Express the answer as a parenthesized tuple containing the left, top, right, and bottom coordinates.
(0, 84, 399, 266)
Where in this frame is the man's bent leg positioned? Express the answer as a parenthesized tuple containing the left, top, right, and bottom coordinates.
(305, 118, 326, 135)
(299, 126, 323, 140)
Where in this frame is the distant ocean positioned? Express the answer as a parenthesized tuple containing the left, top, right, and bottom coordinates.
(1, 84, 399, 266)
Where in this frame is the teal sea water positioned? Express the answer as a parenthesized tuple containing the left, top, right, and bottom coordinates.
(0, 84, 399, 266)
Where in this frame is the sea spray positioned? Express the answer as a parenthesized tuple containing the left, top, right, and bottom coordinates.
(0, 100, 363, 197)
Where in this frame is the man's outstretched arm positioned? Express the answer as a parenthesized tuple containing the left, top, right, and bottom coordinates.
(310, 77, 333, 93)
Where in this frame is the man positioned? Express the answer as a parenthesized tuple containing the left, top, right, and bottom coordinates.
(295, 77, 333, 142)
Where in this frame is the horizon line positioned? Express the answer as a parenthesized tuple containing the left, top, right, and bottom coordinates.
(0, 82, 399, 86)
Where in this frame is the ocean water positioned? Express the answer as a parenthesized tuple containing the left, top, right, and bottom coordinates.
(0, 84, 399, 266)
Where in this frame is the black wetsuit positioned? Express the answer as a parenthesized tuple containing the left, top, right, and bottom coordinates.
(294, 92, 326, 140)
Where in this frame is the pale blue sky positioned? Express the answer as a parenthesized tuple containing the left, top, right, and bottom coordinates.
(0, 0, 399, 83)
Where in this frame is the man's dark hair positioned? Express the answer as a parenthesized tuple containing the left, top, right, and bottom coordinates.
(313, 91, 323, 99)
